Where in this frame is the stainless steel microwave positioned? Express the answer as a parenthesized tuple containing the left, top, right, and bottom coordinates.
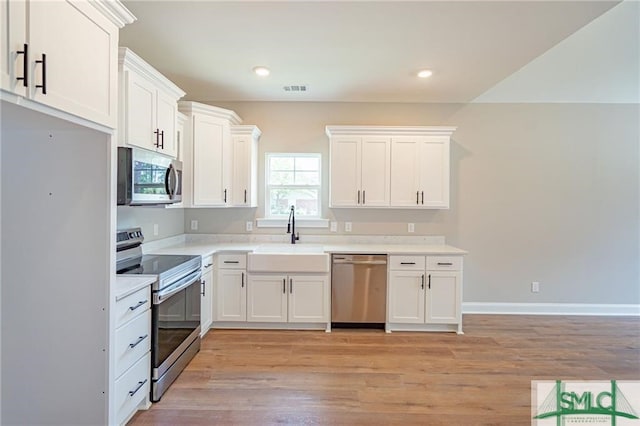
(117, 147, 182, 206)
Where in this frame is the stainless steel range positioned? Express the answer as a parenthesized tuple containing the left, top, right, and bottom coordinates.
(116, 228, 201, 402)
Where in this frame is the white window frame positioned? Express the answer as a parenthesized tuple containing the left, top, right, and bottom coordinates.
(257, 153, 328, 228)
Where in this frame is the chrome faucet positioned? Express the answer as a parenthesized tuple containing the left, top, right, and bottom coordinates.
(287, 205, 299, 244)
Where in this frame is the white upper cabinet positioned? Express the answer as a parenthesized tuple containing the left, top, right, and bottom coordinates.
(390, 135, 450, 208)
(327, 126, 455, 209)
(178, 101, 242, 207)
(230, 125, 261, 207)
(328, 131, 391, 207)
(119, 48, 185, 157)
(1, 0, 134, 128)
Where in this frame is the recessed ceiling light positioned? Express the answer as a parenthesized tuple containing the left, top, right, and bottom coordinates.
(417, 69, 433, 78)
(253, 66, 270, 77)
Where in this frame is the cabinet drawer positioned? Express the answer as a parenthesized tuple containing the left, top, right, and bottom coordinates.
(389, 255, 426, 271)
(115, 286, 151, 328)
(427, 256, 462, 271)
(115, 352, 150, 426)
(115, 310, 151, 378)
(217, 253, 247, 269)
(202, 255, 214, 271)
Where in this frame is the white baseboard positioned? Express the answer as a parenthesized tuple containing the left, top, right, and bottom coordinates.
(462, 302, 640, 316)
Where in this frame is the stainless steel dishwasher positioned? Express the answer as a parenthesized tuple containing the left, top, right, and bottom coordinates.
(331, 254, 387, 327)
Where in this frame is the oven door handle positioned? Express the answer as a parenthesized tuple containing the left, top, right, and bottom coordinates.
(155, 269, 202, 304)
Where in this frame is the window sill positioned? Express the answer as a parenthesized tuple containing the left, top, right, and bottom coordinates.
(256, 217, 330, 229)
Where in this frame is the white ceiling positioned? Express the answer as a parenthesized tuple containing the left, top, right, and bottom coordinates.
(119, 1, 621, 103)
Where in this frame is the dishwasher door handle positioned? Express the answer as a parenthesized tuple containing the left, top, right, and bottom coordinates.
(332, 260, 387, 265)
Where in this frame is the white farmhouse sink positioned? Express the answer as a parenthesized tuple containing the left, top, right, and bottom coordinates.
(248, 245, 329, 273)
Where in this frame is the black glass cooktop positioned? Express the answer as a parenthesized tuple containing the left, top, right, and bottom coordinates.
(117, 254, 199, 276)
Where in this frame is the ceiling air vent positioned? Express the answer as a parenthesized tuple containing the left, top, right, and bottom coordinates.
(283, 85, 307, 92)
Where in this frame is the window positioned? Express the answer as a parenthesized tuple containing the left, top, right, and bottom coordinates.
(266, 153, 321, 218)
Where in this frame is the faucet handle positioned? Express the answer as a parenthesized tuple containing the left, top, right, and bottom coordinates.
(295, 232, 300, 241)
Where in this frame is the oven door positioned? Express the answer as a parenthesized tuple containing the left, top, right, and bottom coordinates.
(152, 272, 201, 380)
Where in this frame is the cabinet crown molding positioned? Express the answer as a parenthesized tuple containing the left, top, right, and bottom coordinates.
(326, 125, 457, 137)
(231, 125, 262, 139)
(118, 48, 186, 100)
(178, 101, 242, 125)
(90, 0, 137, 28)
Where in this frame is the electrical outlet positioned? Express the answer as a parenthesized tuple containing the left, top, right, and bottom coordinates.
(153, 224, 159, 236)
(531, 281, 540, 293)
(190, 220, 198, 231)
(246, 221, 253, 232)
(408, 223, 415, 233)
(330, 221, 337, 232)
(345, 222, 352, 232)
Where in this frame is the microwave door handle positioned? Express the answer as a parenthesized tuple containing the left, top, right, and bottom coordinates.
(165, 164, 176, 199)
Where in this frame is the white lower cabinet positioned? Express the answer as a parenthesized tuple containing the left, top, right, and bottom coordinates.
(214, 254, 247, 322)
(247, 274, 329, 323)
(114, 285, 151, 425)
(388, 255, 463, 333)
(200, 255, 214, 335)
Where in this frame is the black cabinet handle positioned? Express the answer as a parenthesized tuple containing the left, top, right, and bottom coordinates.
(400, 262, 415, 265)
(428, 274, 431, 289)
(129, 300, 147, 311)
(128, 379, 147, 397)
(437, 262, 453, 266)
(35, 53, 46, 94)
(282, 278, 286, 294)
(289, 278, 293, 293)
(224, 260, 239, 264)
(421, 274, 425, 289)
(357, 190, 360, 204)
(416, 191, 419, 205)
(129, 334, 148, 349)
(421, 191, 424, 205)
(160, 130, 165, 149)
(363, 190, 366, 205)
(241, 272, 244, 288)
(201, 280, 205, 296)
(244, 189, 247, 203)
(16, 44, 28, 87)
(224, 189, 227, 203)
(154, 129, 160, 147)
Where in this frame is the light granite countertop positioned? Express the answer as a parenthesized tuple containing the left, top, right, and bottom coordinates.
(115, 275, 156, 301)
(147, 241, 467, 258)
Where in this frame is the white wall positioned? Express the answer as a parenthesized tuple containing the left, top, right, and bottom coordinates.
(117, 206, 184, 242)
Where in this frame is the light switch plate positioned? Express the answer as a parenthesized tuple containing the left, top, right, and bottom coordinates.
(408, 223, 415, 233)
(330, 221, 337, 232)
(246, 221, 253, 232)
(153, 224, 159, 236)
(345, 222, 352, 232)
(190, 220, 198, 231)
(531, 281, 540, 293)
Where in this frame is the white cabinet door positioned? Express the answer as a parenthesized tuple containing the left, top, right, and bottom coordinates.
(287, 275, 329, 323)
(193, 113, 228, 206)
(231, 134, 251, 206)
(1, 0, 28, 97)
(390, 138, 421, 207)
(388, 270, 425, 323)
(360, 137, 390, 207)
(330, 137, 361, 207)
(156, 89, 178, 158)
(200, 268, 214, 334)
(425, 271, 460, 324)
(390, 137, 450, 208)
(419, 138, 449, 208)
(28, 0, 118, 127)
(123, 70, 156, 151)
(214, 269, 246, 321)
(247, 275, 288, 323)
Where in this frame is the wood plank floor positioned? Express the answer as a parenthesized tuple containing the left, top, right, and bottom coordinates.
(129, 315, 640, 425)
